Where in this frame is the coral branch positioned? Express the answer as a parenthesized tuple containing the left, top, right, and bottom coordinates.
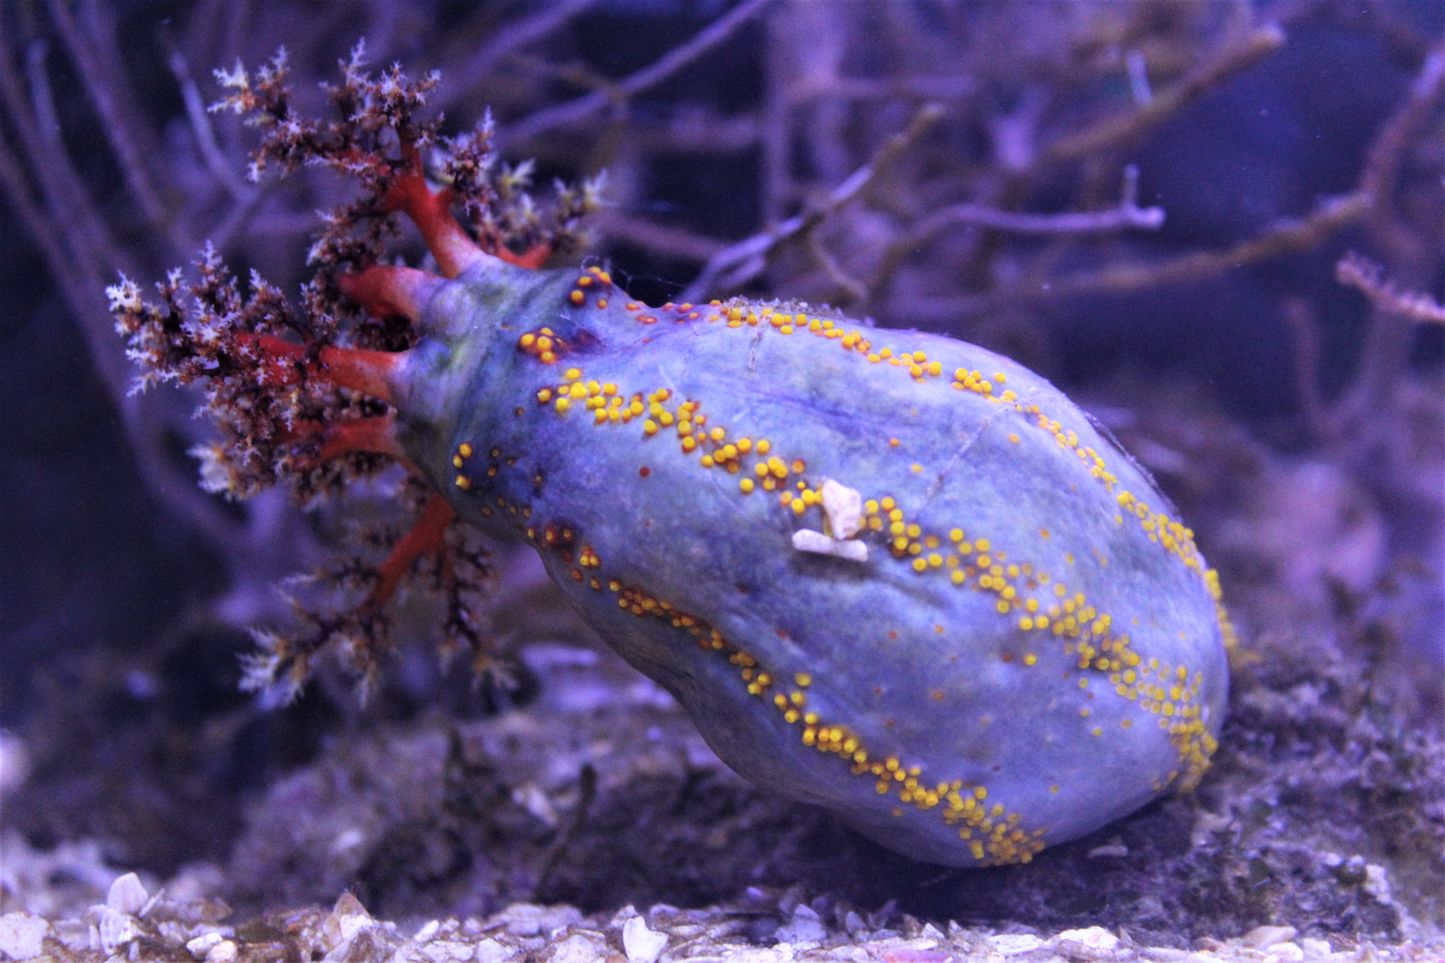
(1336, 253, 1445, 326)
(681, 102, 945, 301)
(503, 0, 772, 144)
(951, 191, 1368, 314)
(0, 15, 131, 408)
(598, 213, 728, 264)
(43, 0, 169, 230)
(1281, 297, 1332, 440)
(436, 0, 600, 115)
(1286, 45, 1445, 460)
(1042, 24, 1287, 167)
(910, 165, 1164, 240)
(1360, 45, 1445, 221)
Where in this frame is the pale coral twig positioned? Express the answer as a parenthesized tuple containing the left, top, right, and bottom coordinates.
(910, 165, 1164, 240)
(1336, 253, 1445, 327)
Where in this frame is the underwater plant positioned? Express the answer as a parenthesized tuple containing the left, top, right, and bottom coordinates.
(109, 48, 1232, 868)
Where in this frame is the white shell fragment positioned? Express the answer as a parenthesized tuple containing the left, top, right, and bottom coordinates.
(1055, 927, 1120, 953)
(820, 478, 864, 538)
(791, 479, 869, 561)
(621, 915, 667, 963)
(205, 939, 239, 962)
(791, 528, 868, 562)
(186, 932, 225, 959)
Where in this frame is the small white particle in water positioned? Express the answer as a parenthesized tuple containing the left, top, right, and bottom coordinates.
(330, 827, 365, 854)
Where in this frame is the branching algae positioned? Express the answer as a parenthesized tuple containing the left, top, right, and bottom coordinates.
(109, 51, 1232, 867)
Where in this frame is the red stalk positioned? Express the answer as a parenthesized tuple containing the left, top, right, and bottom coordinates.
(384, 147, 486, 278)
(338, 264, 443, 321)
(241, 333, 404, 405)
(317, 416, 405, 461)
(365, 493, 456, 612)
